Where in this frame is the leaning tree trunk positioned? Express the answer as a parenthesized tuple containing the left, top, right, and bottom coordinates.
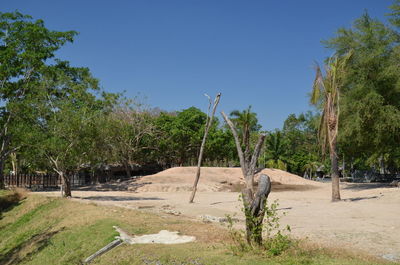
(330, 138, 341, 201)
(221, 111, 270, 246)
(58, 171, 72, 197)
(189, 93, 221, 203)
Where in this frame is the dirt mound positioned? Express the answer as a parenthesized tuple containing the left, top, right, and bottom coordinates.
(134, 167, 322, 192)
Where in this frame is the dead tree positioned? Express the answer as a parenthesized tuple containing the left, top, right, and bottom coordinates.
(189, 93, 221, 203)
(221, 111, 270, 246)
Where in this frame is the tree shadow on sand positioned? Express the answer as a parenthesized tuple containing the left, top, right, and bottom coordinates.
(342, 195, 380, 202)
(75, 195, 164, 201)
(74, 177, 151, 192)
(342, 183, 393, 191)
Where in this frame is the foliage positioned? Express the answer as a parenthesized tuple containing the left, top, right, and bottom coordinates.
(324, 8, 400, 173)
(229, 106, 261, 148)
(0, 11, 78, 186)
(264, 130, 287, 170)
(226, 199, 292, 257)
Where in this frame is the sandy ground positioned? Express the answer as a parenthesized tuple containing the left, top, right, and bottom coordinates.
(38, 167, 400, 261)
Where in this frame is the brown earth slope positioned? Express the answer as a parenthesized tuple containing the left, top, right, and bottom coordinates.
(134, 167, 322, 192)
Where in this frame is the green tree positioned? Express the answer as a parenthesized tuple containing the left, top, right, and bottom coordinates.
(311, 51, 352, 201)
(264, 130, 287, 170)
(229, 106, 261, 166)
(229, 106, 261, 148)
(104, 102, 157, 177)
(281, 112, 319, 175)
(30, 62, 107, 197)
(324, 11, 400, 173)
(155, 107, 207, 166)
(0, 11, 76, 187)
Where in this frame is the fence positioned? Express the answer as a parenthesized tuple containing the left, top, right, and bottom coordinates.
(4, 173, 85, 190)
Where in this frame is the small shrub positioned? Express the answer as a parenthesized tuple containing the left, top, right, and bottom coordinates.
(0, 188, 27, 212)
(263, 199, 292, 256)
(225, 214, 250, 255)
(226, 199, 292, 257)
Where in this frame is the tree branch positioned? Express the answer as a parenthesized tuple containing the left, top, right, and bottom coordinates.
(221, 111, 247, 176)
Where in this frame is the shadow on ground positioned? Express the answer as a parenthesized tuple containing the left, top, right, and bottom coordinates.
(343, 196, 380, 202)
(76, 196, 164, 201)
(0, 190, 27, 220)
(342, 183, 393, 191)
(75, 178, 151, 192)
(0, 229, 61, 265)
(272, 183, 321, 192)
(223, 182, 321, 192)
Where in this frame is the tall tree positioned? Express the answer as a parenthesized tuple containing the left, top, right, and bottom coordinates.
(325, 11, 400, 173)
(105, 103, 157, 178)
(30, 62, 106, 197)
(229, 106, 261, 165)
(311, 51, 352, 201)
(264, 130, 287, 170)
(0, 11, 76, 187)
(281, 112, 320, 175)
(189, 93, 221, 203)
(230, 106, 260, 145)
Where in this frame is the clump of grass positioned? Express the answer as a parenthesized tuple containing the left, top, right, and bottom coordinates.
(0, 188, 27, 212)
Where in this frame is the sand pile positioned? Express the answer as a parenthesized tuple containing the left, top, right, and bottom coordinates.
(133, 167, 322, 192)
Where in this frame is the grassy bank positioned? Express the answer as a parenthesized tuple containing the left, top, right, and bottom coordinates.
(0, 191, 391, 265)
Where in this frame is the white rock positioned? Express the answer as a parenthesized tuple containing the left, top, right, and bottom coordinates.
(113, 226, 195, 244)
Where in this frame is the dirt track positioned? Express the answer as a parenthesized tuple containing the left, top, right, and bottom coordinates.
(39, 167, 400, 262)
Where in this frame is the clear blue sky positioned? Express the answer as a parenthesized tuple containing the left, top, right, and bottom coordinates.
(2, 0, 394, 130)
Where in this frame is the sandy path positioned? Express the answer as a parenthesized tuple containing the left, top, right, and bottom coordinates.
(39, 182, 400, 261)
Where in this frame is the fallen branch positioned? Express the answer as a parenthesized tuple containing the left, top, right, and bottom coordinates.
(83, 238, 122, 264)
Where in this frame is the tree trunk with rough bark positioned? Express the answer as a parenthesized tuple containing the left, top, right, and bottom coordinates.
(221, 111, 270, 246)
(58, 171, 72, 197)
(330, 138, 341, 201)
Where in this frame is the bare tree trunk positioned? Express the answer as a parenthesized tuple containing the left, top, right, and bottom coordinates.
(189, 93, 221, 203)
(221, 111, 269, 246)
(330, 138, 341, 201)
(0, 159, 4, 189)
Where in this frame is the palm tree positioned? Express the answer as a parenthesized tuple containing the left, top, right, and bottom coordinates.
(229, 106, 260, 150)
(302, 161, 319, 179)
(311, 51, 352, 201)
(265, 130, 287, 170)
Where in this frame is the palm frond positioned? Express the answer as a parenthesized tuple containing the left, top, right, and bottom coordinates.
(311, 63, 323, 104)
